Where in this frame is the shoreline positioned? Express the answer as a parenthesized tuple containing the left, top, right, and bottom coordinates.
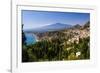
(32, 33, 39, 42)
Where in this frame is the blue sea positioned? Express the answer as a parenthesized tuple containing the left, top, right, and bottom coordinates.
(25, 33, 36, 45)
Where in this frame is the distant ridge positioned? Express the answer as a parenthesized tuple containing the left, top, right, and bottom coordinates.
(24, 23, 72, 33)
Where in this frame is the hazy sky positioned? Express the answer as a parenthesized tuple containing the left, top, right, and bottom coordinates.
(22, 10, 90, 30)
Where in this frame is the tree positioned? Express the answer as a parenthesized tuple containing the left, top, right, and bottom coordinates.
(22, 24, 29, 62)
(22, 24, 26, 45)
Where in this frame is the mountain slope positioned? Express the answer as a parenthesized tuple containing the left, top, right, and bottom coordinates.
(24, 23, 72, 33)
(42, 23, 72, 30)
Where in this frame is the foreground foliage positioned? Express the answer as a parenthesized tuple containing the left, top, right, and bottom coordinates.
(22, 36, 90, 62)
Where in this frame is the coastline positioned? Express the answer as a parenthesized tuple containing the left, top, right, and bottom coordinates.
(32, 33, 39, 42)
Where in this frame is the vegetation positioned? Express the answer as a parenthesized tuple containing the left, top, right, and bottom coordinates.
(22, 24, 29, 62)
(22, 21, 90, 62)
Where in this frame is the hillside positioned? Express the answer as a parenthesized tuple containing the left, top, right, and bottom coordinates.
(35, 21, 90, 44)
(22, 21, 90, 62)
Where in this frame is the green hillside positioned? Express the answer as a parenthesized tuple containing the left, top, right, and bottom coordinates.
(22, 21, 90, 62)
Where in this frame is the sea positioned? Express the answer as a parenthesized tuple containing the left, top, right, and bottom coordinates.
(25, 33, 37, 45)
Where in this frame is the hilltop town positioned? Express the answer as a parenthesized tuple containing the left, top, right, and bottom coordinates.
(35, 21, 90, 46)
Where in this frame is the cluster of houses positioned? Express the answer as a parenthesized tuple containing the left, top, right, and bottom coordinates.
(66, 28, 90, 44)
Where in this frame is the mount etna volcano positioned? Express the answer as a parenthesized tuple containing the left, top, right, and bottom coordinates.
(24, 23, 72, 33)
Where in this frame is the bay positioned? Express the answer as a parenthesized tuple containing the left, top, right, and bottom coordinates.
(25, 33, 36, 45)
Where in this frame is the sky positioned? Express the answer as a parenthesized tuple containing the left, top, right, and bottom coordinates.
(22, 10, 90, 30)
